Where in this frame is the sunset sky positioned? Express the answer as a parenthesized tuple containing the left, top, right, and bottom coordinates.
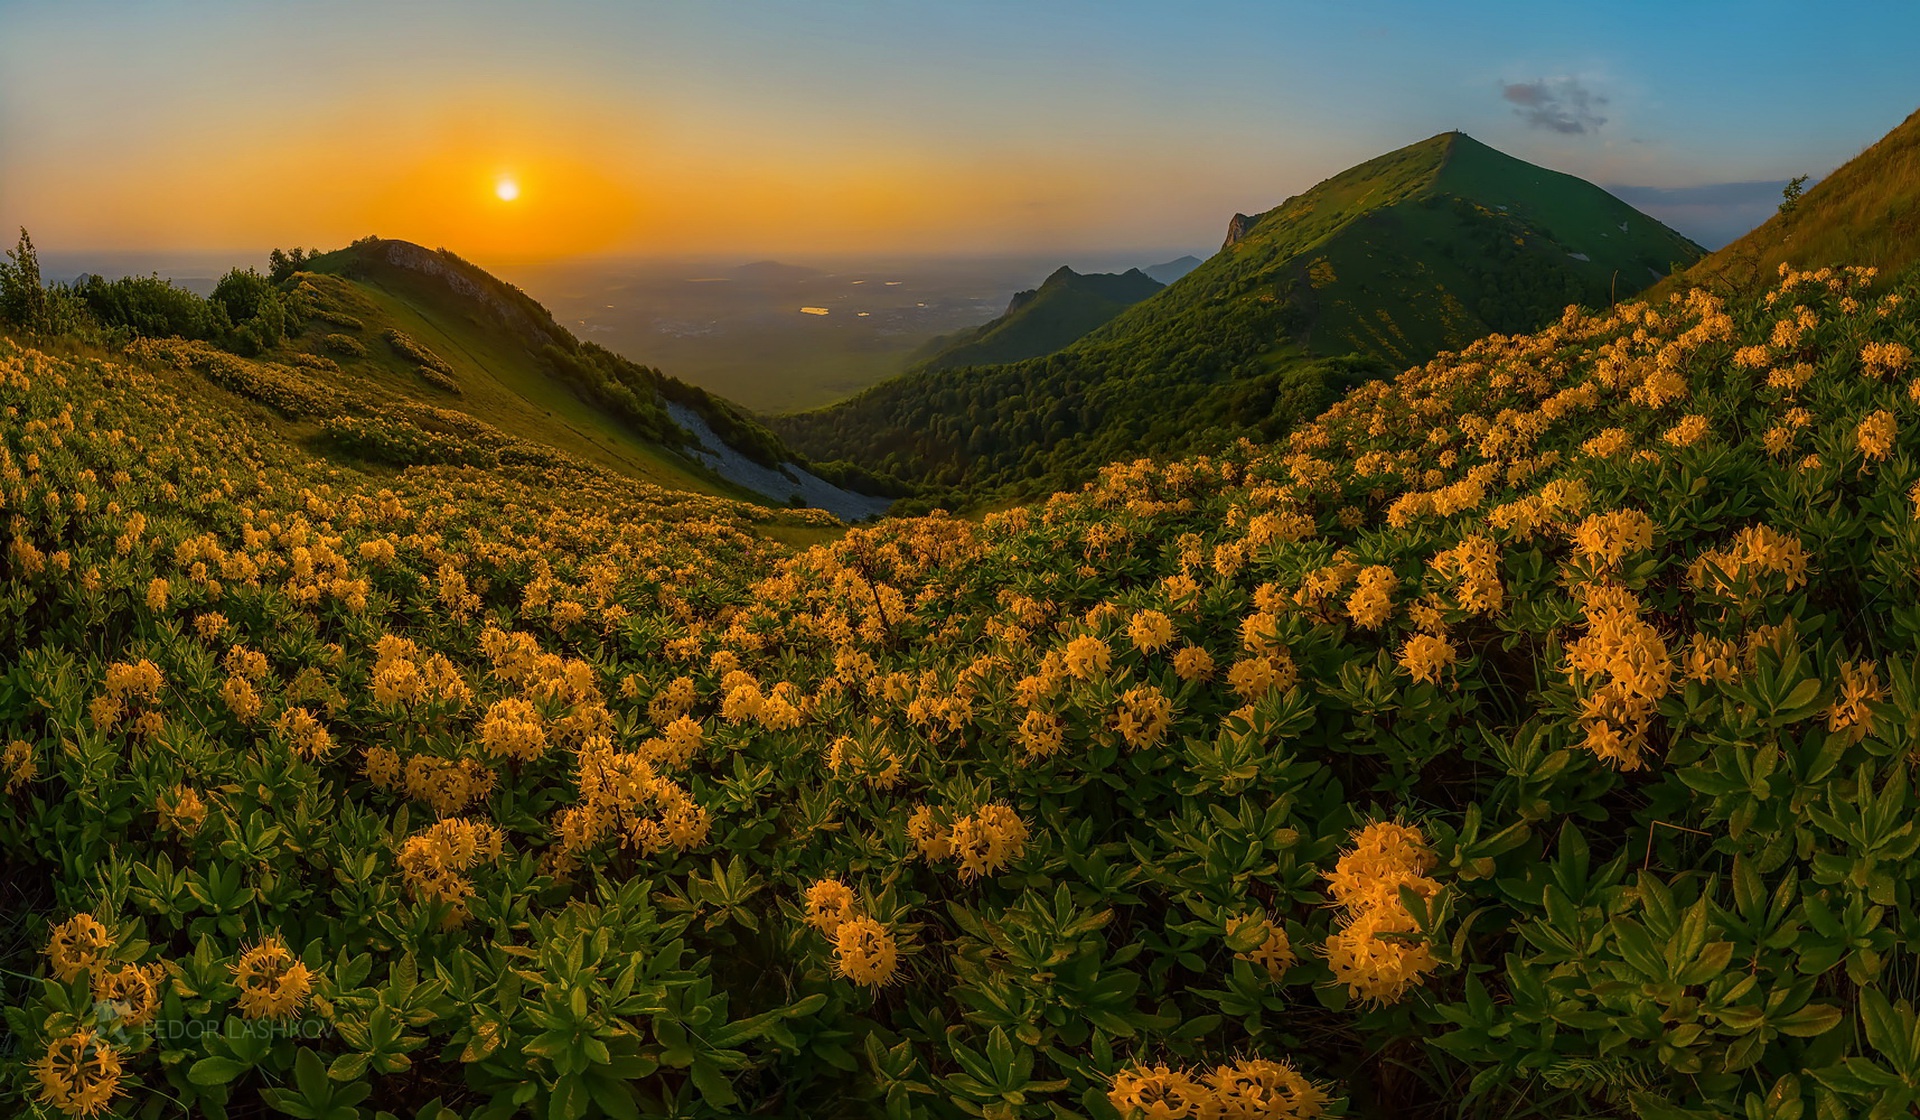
(3, 0, 1915, 265)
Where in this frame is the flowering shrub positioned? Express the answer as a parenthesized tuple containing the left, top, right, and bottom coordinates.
(5, 260, 1920, 1117)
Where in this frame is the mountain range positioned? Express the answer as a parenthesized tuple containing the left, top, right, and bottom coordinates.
(773, 130, 1705, 499)
(908, 266, 1165, 373)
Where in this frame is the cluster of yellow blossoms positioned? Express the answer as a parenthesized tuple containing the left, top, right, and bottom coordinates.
(1687, 524, 1810, 602)
(804, 878, 900, 987)
(230, 934, 312, 1019)
(1107, 1058, 1329, 1120)
(1565, 584, 1673, 770)
(368, 634, 470, 711)
(1827, 660, 1884, 745)
(32, 1028, 125, 1118)
(397, 817, 506, 920)
(4, 737, 36, 792)
(1322, 822, 1441, 1005)
(1225, 911, 1296, 981)
(1569, 508, 1656, 571)
(89, 658, 165, 736)
(908, 802, 1029, 880)
(548, 735, 709, 867)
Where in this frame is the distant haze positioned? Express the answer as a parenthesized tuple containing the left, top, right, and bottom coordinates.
(1606, 180, 1800, 250)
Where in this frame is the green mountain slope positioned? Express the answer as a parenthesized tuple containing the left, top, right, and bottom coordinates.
(1662, 105, 1920, 295)
(72, 236, 892, 519)
(909, 265, 1163, 372)
(776, 131, 1704, 500)
(290, 242, 724, 493)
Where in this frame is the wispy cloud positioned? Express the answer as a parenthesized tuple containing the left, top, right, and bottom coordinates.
(1501, 78, 1609, 135)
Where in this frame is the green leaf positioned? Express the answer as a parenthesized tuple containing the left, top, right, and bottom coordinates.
(689, 1058, 739, 1107)
(189, 1055, 250, 1086)
(1778, 1003, 1844, 1037)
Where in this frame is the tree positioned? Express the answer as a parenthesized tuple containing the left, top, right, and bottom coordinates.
(213, 267, 286, 355)
(268, 247, 311, 284)
(1779, 174, 1810, 215)
(0, 227, 50, 331)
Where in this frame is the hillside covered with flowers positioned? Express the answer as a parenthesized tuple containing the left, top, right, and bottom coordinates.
(7, 258, 1920, 1119)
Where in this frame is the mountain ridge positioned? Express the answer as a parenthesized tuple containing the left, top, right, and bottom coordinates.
(907, 264, 1164, 374)
(775, 130, 1705, 499)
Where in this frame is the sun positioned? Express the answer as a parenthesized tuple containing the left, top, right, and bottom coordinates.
(495, 178, 520, 202)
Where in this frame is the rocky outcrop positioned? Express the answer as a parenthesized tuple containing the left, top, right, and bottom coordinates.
(664, 402, 893, 522)
(375, 239, 556, 350)
(1223, 211, 1269, 249)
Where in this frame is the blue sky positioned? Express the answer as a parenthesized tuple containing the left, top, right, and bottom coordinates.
(1, 0, 1913, 257)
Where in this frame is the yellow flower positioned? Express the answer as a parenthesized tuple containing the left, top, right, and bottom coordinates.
(91, 962, 161, 1029)
(1581, 428, 1632, 459)
(1115, 684, 1174, 748)
(907, 804, 952, 862)
(1128, 609, 1175, 654)
(948, 803, 1029, 881)
(1172, 645, 1215, 682)
(1663, 414, 1710, 447)
(478, 697, 548, 761)
(46, 913, 113, 982)
(1107, 1065, 1209, 1120)
(31, 1029, 124, 1118)
(144, 577, 169, 611)
(1345, 566, 1396, 629)
(1016, 708, 1065, 759)
(1063, 635, 1112, 681)
(3, 737, 35, 793)
(1227, 912, 1296, 981)
(1397, 634, 1457, 685)
(1321, 821, 1440, 1006)
(1203, 1058, 1330, 1120)
(275, 707, 334, 761)
(1828, 659, 1884, 742)
(1569, 509, 1656, 570)
(362, 745, 402, 789)
(832, 916, 898, 987)
(158, 784, 208, 835)
(1324, 905, 1440, 1005)
(1857, 410, 1897, 461)
(1683, 634, 1740, 685)
(1862, 340, 1912, 377)
(231, 934, 312, 1019)
(221, 674, 262, 721)
(805, 878, 858, 935)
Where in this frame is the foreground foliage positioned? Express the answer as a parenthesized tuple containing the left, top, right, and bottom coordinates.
(6, 260, 1920, 1118)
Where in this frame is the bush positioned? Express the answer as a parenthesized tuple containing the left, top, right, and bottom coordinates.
(69, 274, 230, 341)
(384, 329, 460, 393)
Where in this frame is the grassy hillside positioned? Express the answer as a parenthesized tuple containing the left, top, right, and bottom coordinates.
(304, 239, 804, 478)
(15, 233, 896, 516)
(9, 250, 1920, 1118)
(1662, 106, 1920, 295)
(910, 266, 1164, 373)
(776, 132, 1704, 500)
(289, 251, 730, 495)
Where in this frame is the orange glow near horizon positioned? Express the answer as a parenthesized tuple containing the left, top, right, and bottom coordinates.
(0, 82, 1178, 263)
(1, 57, 1227, 266)
(5, 1, 1912, 267)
